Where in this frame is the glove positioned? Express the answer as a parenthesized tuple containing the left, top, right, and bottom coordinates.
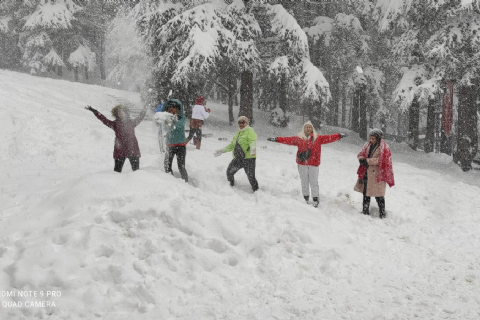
(267, 137, 277, 142)
(85, 105, 96, 112)
(340, 133, 347, 138)
(214, 149, 223, 157)
(250, 147, 256, 156)
(359, 158, 368, 167)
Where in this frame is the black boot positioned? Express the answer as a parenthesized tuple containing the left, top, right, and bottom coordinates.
(376, 197, 386, 219)
(304, 196, 309, 203)
(362, 194, 371, 215)
(312, 197, 319, 208)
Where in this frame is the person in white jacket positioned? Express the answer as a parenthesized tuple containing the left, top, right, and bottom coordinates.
(186, 96, 210, 149)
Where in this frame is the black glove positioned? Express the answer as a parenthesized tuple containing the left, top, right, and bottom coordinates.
(85, 105, 96, 112)
(340, 133, 347, 138)
(267, 137, 277, 142)
(359, 158, 368, 167)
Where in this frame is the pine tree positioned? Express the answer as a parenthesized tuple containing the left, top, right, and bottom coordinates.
(379, 0, 480, 169)
(21, 0, 81, 75)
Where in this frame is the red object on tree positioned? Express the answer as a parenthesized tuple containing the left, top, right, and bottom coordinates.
(442, 81, 454, 136)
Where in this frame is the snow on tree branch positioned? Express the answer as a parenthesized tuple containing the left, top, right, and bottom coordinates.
(0, 16, 11, 33)
(68, 45, 96, 71)
(393, 65, 440, 111)
(303, 16, 333, 45)
(43, 48, 65, 67)
(24, 0, 81, 30)
(267, 4, 310, 59)
(299, 57, 330, 102)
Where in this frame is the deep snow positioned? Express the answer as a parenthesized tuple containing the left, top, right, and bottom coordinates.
(1, 69, 479, 320)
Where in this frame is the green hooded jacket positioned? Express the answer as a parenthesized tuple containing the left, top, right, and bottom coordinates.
(161, 99, 186, 145)
(223, 126, 257, 159)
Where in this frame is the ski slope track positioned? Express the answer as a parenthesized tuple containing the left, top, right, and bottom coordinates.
(0, 69, 479, 320)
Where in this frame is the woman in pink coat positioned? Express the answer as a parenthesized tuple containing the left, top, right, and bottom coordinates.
(354, 128, 395, 218)
(268, 121, 346, 207)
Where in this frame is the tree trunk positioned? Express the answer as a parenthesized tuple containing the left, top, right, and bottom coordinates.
(74, 67, 79, 82)
(279, 75, 288, 114)
(239, 70, 254, 124)
(333, 75, 339, 126)
(227, 75, 236, 125)
(440, 129, 452, 155)
(380, 114, 386, 136)
(455, 84, 479, 171)
(99, 1, 106, 80)
(424, 97, 436, 153)
(57, 66, 62, 77)
(99, 33, 106, 80)
(352, 88, 360, 132)
(341, 80, 347, 127)
(359, 85, 367, 140)
(85, 66, 89, 80)
(408, 97, 420, 150)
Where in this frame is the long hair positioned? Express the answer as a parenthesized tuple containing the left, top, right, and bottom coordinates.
(297, 121, 318, 141)
(111, 105, 130, 120)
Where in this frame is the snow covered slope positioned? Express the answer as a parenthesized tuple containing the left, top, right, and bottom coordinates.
(1, 69, 479, 320)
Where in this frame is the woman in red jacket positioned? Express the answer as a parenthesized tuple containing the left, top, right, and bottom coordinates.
(268, 121, 346, 207)
(85, 104, 147, 173)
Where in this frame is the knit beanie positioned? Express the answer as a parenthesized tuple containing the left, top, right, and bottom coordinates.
(369, 128, 383, 140)
(298, 121, 318, 140)
(195, 96, 205, 105)
(238, 116, 249, 125)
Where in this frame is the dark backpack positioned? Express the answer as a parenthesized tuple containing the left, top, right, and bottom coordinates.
(234, 133, 245, 159)
(297, 136, 314, 162)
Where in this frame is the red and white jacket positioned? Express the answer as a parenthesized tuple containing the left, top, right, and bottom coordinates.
(276, 133, 341, 166)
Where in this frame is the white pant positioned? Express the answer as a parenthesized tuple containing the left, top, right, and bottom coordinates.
(297, 165, 319, 198)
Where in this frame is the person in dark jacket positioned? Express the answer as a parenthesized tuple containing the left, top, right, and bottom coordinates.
(154, 99, 188, 182)
(85, 104, 147, 173)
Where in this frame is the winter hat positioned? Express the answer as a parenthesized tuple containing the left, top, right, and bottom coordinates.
(298, 121, 318, 140)
(166, 100, 181, 110)
(369, 128, 383, 140)
(195, 96, 205, 105)
(237, 116, 249, 125)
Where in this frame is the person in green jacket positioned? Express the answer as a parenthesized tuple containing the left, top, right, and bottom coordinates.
(214, 116, 259, 192)
(155, 99, 188, 182)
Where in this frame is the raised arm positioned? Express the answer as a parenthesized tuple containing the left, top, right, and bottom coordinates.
(133, 106, 148, 126)
(86, 106, 115, 129)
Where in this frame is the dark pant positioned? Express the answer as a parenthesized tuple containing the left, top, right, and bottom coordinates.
(226, 158, 258, 191)
(187, 119, 203, 142)
(165, 146, 188, 182)
(186, 127, 202, 142)
(114, 157, 139, 173)
(362, 182, 385, 213)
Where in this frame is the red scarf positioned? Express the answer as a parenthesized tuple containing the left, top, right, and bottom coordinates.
(357, 140, 395, 187)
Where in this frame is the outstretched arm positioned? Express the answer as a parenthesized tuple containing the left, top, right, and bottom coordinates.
(314, 133, 341, 146)
(276, 136, 300, 146)
(86, 106, 114, 129)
